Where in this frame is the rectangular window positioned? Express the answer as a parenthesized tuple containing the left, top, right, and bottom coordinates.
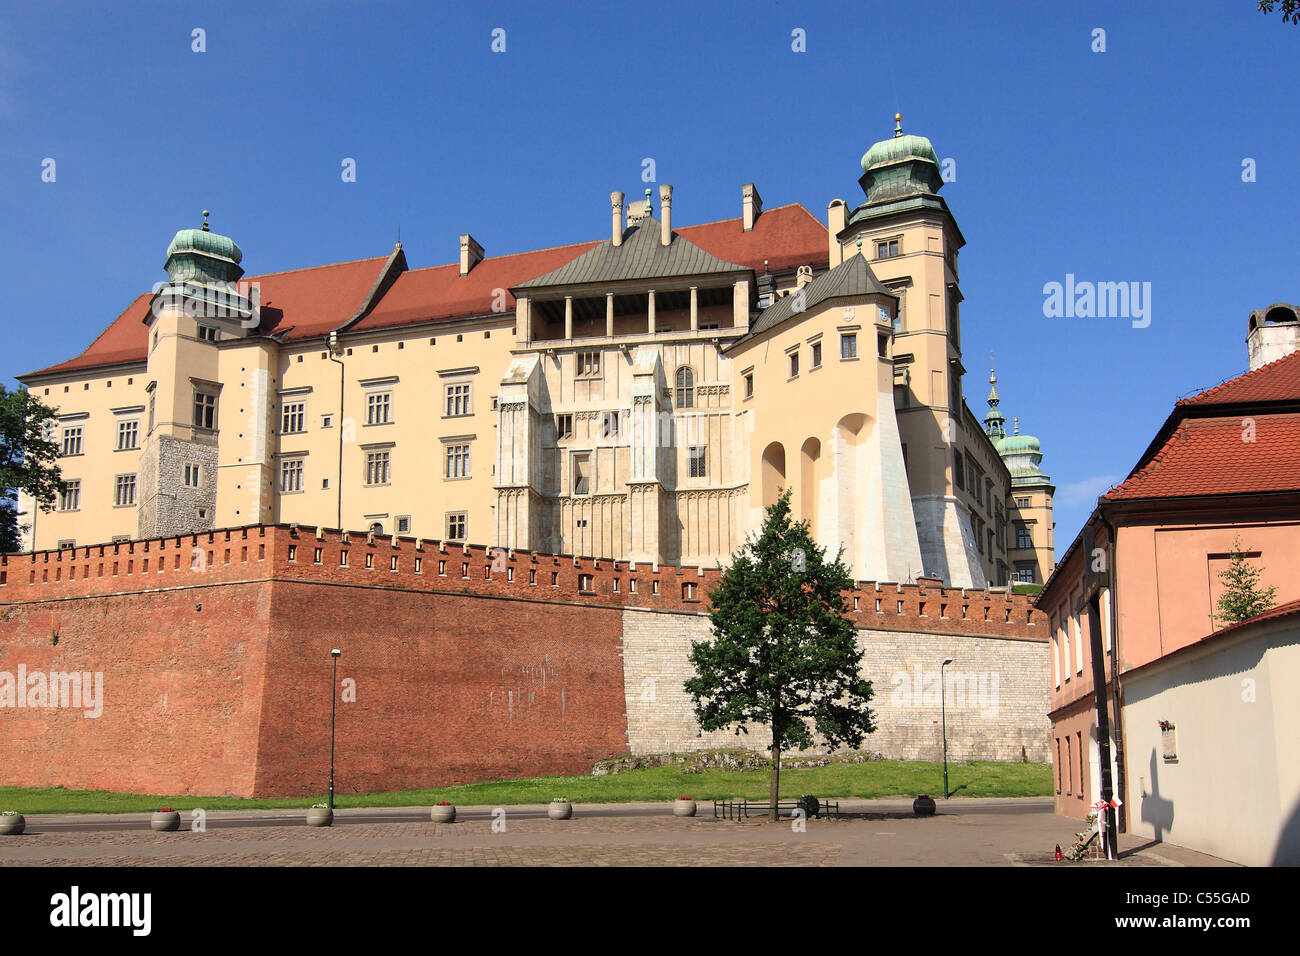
(366, 391, 392, 426)
(61, 426, 83, 457)
(744, 372, 754, 398)
(281, 458, 304, 493)
(1016, 524, 1033, 549)
(688, 446, 707, 478)
(322, 414, 334, 429)
(953, 450, 964, 490)
(445, 443, 470, 479)
(878, 333, 889, 358)
(841, 333, 858, 359)
(183, 463, 201, 488)
(556, 413, 573, 440)
(114, 474, 137, 507)
(365, 450, 391, 485)
(193, 391, 217, 431)
(59, 480, 81, 512)
(197, 325, 219, 342)
(810, 341, 822, 368)
(445, 383, 471, 417)
(117, 419, 139, 450)
(576, 350, 601, 378)
(572, 452, 592, 496)
(282, 402, 306, 434)
(446, 512, 467, 541)
(876, 238, 900, 259)
(788, 350, 799, 378)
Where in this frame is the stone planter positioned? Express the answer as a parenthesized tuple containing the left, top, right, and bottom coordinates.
(547, 801, 573, 820)
(0, 814, 25, 836)
(913, 795, 937, 817)
(673, 800, 697, 817)
(150, 810, 181, 832)
(306, 807, 334, 827)
(430, 804, 456, 824)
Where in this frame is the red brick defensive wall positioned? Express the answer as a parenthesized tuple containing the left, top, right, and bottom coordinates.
(0, 525, 1046, 797)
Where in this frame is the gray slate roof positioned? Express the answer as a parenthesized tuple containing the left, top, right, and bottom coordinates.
(513, 217, 749, 290)
(742, 253, 896, 341)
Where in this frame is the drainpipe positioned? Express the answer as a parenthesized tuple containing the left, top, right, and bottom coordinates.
(1100, 509, 1128, 834)
(328, 332, 344, 531)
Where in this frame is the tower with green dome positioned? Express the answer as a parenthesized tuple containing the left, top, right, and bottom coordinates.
(986, 367, 1056, 586)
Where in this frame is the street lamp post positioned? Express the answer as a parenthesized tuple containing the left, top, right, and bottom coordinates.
(328, 648, 341, 810)
(941, 657, 954, 799)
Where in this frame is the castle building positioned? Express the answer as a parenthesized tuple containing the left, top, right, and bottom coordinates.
(15, 120, 1052, 588)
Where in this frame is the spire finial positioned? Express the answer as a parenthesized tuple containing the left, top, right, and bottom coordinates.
(201, 209, 210, 232)
(1014, 417, 1020, 436)
(894, 113, 903, 137)
(856, 236, 863, 254)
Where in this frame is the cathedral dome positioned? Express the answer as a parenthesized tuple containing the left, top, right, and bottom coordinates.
(166, 223, 242, 266)
(861, 130, 938, 175)
(163, 211, 244, 284)
(858, 115, 944, 204)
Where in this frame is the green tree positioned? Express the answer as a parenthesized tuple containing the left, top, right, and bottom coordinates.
(685, 490, 875, 821)
(1258, 1, 1300, 24)
(1214, 536, 1278, 626)
(0, 385, 65, 553)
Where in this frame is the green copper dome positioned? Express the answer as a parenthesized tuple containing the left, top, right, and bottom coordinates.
(163, 211, 244, 284)
(996, 434, 1041, 455)
(861, 132, 938, 175)
(858, 116, 944, 205)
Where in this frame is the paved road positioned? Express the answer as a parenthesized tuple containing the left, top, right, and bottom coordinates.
(0, 797, 1234, 867)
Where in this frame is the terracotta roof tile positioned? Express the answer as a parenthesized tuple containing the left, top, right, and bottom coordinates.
(22, 205, 828, 378)
(1178, 349, 1300, 407)
(1103, 412, 1300, 500)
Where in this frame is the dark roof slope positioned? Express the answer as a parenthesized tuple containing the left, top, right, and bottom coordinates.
(741, 252, 894, 342)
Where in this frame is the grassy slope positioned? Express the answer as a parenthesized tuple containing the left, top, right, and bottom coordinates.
(0, 760, 1051, 814)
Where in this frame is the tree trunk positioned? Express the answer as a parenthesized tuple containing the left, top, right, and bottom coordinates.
(769, 741, 781, 823)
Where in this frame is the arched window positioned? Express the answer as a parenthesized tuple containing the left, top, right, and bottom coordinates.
(675, 366, 695, 409)
(369, 522, 384, 536)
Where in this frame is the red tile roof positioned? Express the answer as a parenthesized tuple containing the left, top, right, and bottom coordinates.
(1103, 412, 1300, 500)
(21, 204, 828, 380)
(1178, 348, 1300, 407)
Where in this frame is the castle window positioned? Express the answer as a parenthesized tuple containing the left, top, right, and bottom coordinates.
(114, 474, 137, 507)
(744, 372, 754, 399)
(688, 446, 707, 478)
(322, 414, 334, 429)
(953, 450, 964, 490)
(366, 391, 392, 426)
(59, 480, 81, 512)
(116, 419, 139, 450)
(810, 341, 822, 369)
(572, 452, 592, 496)
(365, 450, 391, 486)
(445, 443, 470, 479)
(556, 414, 573, 440)
(197, 325, 219, 342)
(193, 391, 217, 431)
(876, 238, 900, 259)
(183, 464, 201, 488)
(675, 366, 695, 408)
(788, 350, 800, 378)
(877, 333, 888, 358)
(282, 402, 306, 434)
(840, 333, 857, 360)
(281, 459, 304, 493)
(1016, 524, 1033, 550)
(445, 383, 472, 417)
(445, 512, 467, 541)
(61, 426, 83, 457)
(576, 350, 601, 378)
(396, 516, 411, 535)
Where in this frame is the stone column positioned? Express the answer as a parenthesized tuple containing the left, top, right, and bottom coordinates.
(647, 290, 656, 334)
(690, 286, 699, 331)
(606, 293, 614, 337)
(564, 296, 573, 340)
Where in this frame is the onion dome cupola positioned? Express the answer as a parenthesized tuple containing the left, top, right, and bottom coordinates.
(983, 366, 1007, 441)
(859, 114, 944, 205)
(164, 210, 244, 285)
(999, 417, 1051, 485)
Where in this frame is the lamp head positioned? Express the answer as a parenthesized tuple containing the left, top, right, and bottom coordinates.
(942, 657, 954, 666)
(331, 649, 342, 658)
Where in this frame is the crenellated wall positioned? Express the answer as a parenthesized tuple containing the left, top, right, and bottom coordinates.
(0, 524, 1048, 797)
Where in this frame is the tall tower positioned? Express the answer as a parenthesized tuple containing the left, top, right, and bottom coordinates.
(137, 212, 256, 538)
(996, 401, 1056, 586)
(828, 117, 983, 585)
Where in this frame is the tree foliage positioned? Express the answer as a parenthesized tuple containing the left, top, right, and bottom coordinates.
(0, 385, 65, 552)
(1258, 1, 1300, 24)
(1214, 536, 1278, 626)
(685, 490, 875, 819)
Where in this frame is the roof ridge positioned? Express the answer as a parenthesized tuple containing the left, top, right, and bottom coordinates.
(1177, 348, 1300, 406)
(246, 253, 392, 280)
(677, 201, 821, 233)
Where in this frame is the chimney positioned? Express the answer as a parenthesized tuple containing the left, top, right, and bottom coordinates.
(742, 183, 763, 231)
(659, 184, 673, 246)
(610, 191, 625, 247)
(1247, 302, 1300, 370)
(827, 199, 847, 267)
(459, 234, 484, 276)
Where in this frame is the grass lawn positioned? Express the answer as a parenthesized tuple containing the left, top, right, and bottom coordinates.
(0, 759, 1051, 815)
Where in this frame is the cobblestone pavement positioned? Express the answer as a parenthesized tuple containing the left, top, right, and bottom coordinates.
(0, 800, 1235, 867)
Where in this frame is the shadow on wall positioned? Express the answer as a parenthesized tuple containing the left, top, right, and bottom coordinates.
(1140, 748, 1174, 843)
(1273, 793, 1300, 866)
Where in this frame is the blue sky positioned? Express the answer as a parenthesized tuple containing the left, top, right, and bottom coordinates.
(1, 1, 1295, 556)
